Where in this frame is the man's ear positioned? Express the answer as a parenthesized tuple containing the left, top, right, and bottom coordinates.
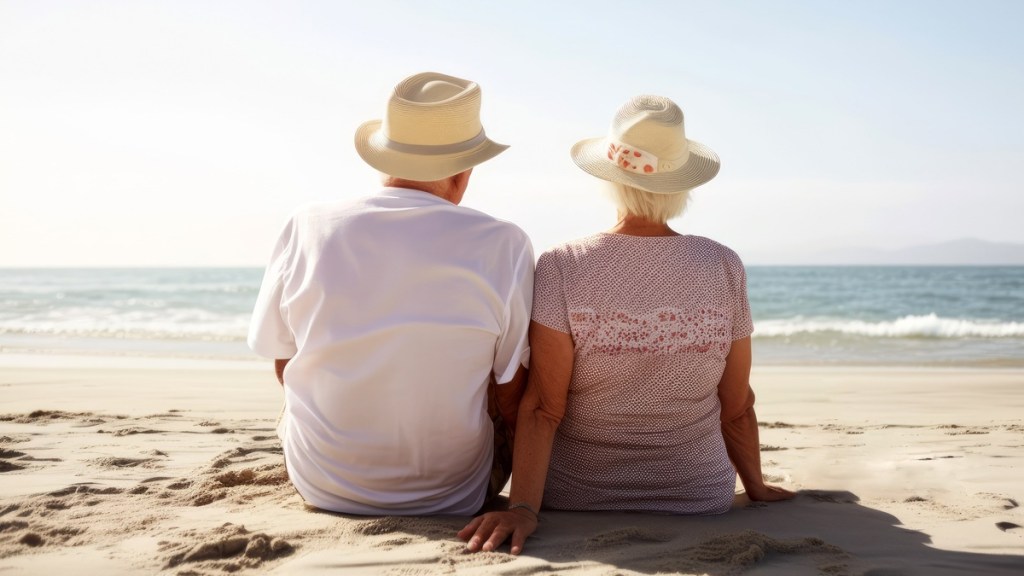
(454, 169, 473, 191)
(446, 169, 473, 204)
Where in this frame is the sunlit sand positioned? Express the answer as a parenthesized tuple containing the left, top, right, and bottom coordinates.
(2, 356, 1022, 574)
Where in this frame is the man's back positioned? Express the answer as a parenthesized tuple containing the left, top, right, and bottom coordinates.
(249, 187, 533, 515)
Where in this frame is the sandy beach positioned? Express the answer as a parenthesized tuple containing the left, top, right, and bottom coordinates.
(1, 354, 1022, 575)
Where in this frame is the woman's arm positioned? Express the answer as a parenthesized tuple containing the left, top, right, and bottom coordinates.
(459, 321, 575, 555)
(274, 358, 290, 386)
(493, 366, 528, 436)
(718, 337, 795, 502)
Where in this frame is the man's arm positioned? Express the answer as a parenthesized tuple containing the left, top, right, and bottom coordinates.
(274, 358, 290, 387)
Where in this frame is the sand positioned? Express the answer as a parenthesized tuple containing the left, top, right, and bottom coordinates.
(1, 354, 1022, 575)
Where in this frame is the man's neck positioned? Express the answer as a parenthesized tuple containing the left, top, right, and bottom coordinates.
(383, 178, 461, 205)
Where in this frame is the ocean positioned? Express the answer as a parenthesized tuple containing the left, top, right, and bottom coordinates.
(1, 266, 1022, 367)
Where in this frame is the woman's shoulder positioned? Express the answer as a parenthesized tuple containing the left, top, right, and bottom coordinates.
(537, 233, 606, 263)
(680, 235, 744, 265)
(538, 233, 745, 266)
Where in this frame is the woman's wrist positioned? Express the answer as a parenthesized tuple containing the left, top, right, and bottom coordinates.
(744, 479, 771, 498)
(507, 501, 539, 519)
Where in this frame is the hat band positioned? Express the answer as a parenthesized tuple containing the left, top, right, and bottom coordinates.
(606, 140, 659, 174)
(381, 130, 489, 156)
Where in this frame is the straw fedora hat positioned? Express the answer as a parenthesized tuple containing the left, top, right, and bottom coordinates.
(571, 95, 720, 194)
(354, 72, 508, 181)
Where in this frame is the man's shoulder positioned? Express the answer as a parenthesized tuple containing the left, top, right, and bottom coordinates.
(282, 195, 390, 230)
(288, 194, 532, 254)
(290, 196, 373, 216)
(447, 204, 532, 248)
(474, 210, 531, 239)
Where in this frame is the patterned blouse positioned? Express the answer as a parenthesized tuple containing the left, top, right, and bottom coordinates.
(532, 233, 753, 514)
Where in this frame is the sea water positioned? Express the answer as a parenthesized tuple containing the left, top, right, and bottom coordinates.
(747, 266, 1024, 366)
(0, 268, 260, 359)
(1, 266, 1022, 366)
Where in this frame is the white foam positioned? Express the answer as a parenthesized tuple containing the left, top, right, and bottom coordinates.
(0, 309, 250, 341)
(754, 313, 1024, 338)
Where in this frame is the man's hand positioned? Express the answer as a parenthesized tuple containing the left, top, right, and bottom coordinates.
(746, 483, 796, 502)
(458, 509, 538, 556)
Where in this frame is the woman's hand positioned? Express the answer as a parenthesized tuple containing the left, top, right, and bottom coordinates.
(746, 483, 796, 502)
(458, 509, 538, 555)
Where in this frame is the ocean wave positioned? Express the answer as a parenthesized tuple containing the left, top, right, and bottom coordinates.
(754, 314, 1024, 338)
(0, 326, 247, 341)
(0, 312, 250, 342)
(5, 312, 1024, 342)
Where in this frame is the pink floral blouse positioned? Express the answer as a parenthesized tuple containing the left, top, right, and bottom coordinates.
(532, 233, 753, 514)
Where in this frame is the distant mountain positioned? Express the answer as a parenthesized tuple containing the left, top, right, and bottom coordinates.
(807, 238, 1024, 265)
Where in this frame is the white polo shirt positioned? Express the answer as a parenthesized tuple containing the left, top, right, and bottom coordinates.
(248, 188, 534, 515)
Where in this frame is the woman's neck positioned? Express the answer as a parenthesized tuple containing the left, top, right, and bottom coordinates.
(607, 213, 680, 237)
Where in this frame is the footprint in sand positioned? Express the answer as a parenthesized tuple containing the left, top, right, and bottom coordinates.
(641, 529, 851, 575)
(347, 516, 457, 540)
(0, 449, 29, 473)
(91, 457, 160, 469)
(161, 523, 293, 572)
(996, 522, 1021, 533)
(0, 448, 63, 472)
(0, 461, 26, 473)
(584, 527, 673, 550)
(112, 427, 165, 437)
(373, 536, 415, 549)
(17, 456, 63, 463)
(48, 484, 124, 497)
(0, 519, 47, 549)
(802, 490, 860, 504)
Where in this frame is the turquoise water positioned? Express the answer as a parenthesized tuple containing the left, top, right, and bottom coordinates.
(1, 267, 1022, 366)
(0, 268, 260, 358)
(746, 266, 1024, 366)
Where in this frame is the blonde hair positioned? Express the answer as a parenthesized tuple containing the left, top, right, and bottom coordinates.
(607, 182, 690, 223)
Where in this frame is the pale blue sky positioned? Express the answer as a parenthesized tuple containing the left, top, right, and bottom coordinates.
(1, 0, 1022, 266)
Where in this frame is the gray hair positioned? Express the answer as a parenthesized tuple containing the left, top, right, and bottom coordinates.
(606, 182, 690, 224)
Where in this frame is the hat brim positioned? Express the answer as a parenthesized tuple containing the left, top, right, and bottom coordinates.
(355, 120, 509, 181)
(570, 137, 720, 194)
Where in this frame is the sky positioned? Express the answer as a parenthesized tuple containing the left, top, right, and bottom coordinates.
(1, 0, 1022, 266)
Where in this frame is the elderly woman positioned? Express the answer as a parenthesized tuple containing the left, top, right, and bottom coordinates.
(460, 96, 794, 555)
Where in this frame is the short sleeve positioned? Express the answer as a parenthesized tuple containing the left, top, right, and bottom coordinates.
(493, 240, 535, 384)
(531, 250, 570, 334)
(248, 217, 299, 359)
(724, 250, 754, 340)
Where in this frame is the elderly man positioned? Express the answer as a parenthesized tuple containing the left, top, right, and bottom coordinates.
(248, 72, 533, 515)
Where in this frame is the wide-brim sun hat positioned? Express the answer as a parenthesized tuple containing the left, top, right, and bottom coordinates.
(354, 72, 509, 181)
(571, 95, 720, 194)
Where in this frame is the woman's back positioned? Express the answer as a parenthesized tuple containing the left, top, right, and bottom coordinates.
(532, 233, 753, 514)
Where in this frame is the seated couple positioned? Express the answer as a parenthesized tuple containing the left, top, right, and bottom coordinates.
(248, 72, 794, 556)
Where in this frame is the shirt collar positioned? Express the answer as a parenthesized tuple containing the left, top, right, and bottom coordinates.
(378, 187, 456, 206)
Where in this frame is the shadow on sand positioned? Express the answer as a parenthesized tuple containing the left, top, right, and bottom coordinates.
(293, 490, 1024, 575)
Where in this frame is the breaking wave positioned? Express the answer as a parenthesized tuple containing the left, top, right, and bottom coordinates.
(754, 314, 1024, 339)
